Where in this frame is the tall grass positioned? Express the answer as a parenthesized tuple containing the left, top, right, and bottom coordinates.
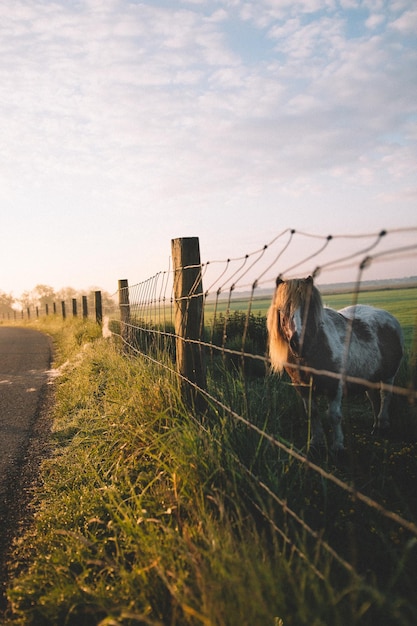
(4, 318, 417, 625)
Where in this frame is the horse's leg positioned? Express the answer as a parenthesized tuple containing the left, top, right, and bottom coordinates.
(367, 389, 381, 433)
(327, 384, 345, 451)
(371, 381, 393, 434)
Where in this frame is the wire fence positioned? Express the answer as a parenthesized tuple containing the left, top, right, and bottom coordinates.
(105, 226, 417, 614)
(3, 291, 104, 323)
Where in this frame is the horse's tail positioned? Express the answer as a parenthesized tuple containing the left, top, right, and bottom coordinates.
(266, 299, 288, 374)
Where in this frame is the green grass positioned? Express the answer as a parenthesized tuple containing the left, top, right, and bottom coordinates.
(1, 320, 303, 625)
(3, 316, 417, 625)
(126, 286, 417, 351)
(212, 285, 416, 320)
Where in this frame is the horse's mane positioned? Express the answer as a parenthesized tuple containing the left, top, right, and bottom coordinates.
(267, 277, 323, 373)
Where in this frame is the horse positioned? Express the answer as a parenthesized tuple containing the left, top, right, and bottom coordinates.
(266, 276, 404, 452)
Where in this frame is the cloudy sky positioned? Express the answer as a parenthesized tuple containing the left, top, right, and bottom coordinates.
(0, 0, 416, 297)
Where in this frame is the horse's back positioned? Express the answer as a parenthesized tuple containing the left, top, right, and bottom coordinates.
(338, 304, 403, 380)
(338, 304, 402, 336)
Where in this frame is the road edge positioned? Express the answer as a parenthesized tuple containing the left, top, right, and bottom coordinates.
(0, 333, 54, 616)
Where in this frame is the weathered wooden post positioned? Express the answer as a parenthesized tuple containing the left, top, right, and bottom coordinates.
(45, 303, 49, 316)
(53, 302, 57, 315)
(95, 291, 102, 326)
(82, 296, 88, 319)
(61, 301, 66, 320)
(72, 298, 78, 317)
(27, 307, 30, 320)
(118, 280, 130, 345)
(171, 237, 206, 409)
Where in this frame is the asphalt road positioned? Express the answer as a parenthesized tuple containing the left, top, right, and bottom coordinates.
(0, 326, 52, 609)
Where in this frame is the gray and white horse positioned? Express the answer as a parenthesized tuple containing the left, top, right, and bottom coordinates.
(267, 276, 404, 451)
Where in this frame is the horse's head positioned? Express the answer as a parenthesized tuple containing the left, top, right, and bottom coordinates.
(267, 276, 323, 371)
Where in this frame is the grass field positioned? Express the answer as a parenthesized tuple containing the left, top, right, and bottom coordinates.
(323, 286, 417, 330)
(3, 290, 417, 625)
(206, 285, 416, 321)
(128, 286, 416, 352)
(204, 286, 417, 349)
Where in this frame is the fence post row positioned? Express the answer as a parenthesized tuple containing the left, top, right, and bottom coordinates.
(82, 296, 88, 319)
(16, 293, 102, 323)
(171, 236, 207, 408)
(95, 291, 103, 326)
(118, 279, 131, 344)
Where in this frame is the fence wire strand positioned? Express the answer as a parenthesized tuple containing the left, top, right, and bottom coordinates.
(105, 226, 417, 597)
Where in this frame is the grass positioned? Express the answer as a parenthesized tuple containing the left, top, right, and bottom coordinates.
(205, 285, 417, 315)
(3, 315, 417, 625)
(157, 286, 417, 356)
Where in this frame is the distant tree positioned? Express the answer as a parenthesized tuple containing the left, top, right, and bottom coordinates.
(19, 290, 33, 311)
(56, 287, 78, 302)
(32, 284, 56, 308)
(0, 291, 15, 315)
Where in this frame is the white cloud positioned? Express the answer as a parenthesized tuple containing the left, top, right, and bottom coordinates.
(0, 0, 415, 294)
(390, 7, 417, 33)
(365, 13, 386, 29)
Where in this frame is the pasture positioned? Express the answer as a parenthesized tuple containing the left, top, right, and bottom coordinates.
(206, 285, 416, 323)
(205, 285, 417, 348)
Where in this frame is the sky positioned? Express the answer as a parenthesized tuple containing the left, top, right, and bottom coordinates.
(0, 0, 416, 298)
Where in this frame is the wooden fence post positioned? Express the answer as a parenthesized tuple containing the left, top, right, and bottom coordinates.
(61, 301, 66, 320)
(95, 291, 102, 326)
(72, 298, 78, 317)
(45, 303, 49, 316)
(82, 295, 88, 319)
(118, 280, 130, 344)
(171, 237, 206, 408)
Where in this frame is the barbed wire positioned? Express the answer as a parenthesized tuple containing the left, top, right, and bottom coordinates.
(105, 226, 417, 596)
